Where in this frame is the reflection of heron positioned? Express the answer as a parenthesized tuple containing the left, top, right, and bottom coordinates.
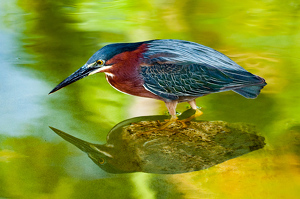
(49, 109, 266, 174)
(49, 126, 130, 174)
(49, 39, 266, 123)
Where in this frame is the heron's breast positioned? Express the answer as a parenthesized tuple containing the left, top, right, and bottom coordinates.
(105, 74, 161, 100)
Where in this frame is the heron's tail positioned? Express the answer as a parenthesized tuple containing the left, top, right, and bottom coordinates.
(233, 78, 267, 99)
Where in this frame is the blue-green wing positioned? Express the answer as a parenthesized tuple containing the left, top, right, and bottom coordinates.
(140, 39, 266, 100)
(140, 63, 262, 100)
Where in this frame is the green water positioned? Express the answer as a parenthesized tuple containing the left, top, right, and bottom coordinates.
(0, 0, 299, 198)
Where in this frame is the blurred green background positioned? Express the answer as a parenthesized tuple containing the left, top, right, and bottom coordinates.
(0, 0, 299, 198)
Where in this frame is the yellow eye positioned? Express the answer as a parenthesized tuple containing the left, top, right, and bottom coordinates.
(96, 60, 104, 65)
(98, 158, 105, 164)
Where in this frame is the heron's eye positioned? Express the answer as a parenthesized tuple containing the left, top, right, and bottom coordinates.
(98, 158, 105, 164)
(96, 60, 104, 65)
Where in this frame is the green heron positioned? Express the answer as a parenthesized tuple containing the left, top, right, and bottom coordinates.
(49, 39, 266, 122)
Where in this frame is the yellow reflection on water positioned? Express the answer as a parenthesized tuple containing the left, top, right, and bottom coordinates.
(171, 152, 300, 199)
(0, 149, 27, 162)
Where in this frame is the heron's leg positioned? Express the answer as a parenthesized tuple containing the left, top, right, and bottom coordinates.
(165, 101, 178, 119)
(182, 100, 203, 121)
(159, 101, 178, 128)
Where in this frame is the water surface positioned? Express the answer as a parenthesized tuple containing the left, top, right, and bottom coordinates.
(0, 0, 300, 198)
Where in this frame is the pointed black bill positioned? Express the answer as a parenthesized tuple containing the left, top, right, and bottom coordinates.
(49, 126, 96, 153)
(49, 65, 96, 94)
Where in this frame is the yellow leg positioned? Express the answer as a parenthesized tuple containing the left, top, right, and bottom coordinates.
(157, 101, 179, 129)
(182, 108, 203, 122)
(179, 100, 203, 123)
(160, 108, 203, 129)
(158, 100, 203, 129)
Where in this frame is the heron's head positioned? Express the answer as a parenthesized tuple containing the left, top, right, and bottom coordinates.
(49, 41, 146, 94)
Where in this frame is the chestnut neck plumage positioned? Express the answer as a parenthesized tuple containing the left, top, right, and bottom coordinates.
(99, 43, 161, 100)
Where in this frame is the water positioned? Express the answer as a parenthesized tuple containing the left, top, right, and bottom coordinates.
(1, 0, 300, 198)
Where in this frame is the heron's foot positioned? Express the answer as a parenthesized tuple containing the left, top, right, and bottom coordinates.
(136, 109, 203, 133)
(181, 109, 203, 122)
(159, 115, 178, 129)
(158, 109, 203, 130)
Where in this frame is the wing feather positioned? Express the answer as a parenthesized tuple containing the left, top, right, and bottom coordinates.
(140, 40, 266, 100)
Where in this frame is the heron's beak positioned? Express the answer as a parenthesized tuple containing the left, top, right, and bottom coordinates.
(49, 64, 100, 94)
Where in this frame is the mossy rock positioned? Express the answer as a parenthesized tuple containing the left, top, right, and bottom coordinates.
(121, 120, 265, 174)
